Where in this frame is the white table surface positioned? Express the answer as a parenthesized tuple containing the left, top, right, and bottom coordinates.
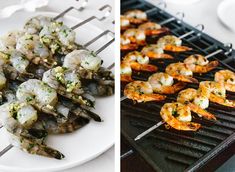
(147, 0, 234, 171)
(0, 0, 115, 172)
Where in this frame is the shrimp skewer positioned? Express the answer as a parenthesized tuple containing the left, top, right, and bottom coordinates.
(148, 72, 186, 94)
(165, 62, 198, 83)
(123, 10, 148, 25)
(215, 70, 235, 92)
(160, 102, 201, 131)
(138, 22, 169, 36)
(184, 54, 219, 73)
(124, 81, 166, 103)
(177, 88, 216, 120)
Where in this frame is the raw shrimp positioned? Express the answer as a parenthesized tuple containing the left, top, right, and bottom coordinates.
(199, 81, 235, 107)
(39, 21, 76, 54)
(0, 67, 6, 90)
(124, 81, 166, 103)
(184, 54, 218, 73)
(165, 62, 198, 83)
(157, 35, 192, 52)
(24, 15, 53, 34)
(0, 31, 24, 53)
(138, 22, 169, 36)
(141, 44, 173, 59)
(160, 102, 201, 131)
(122, 51, 158, 72)
(215, 70, 235, 92)
(148, 72, 186, 94)
(16, 34, 54, 67)
(124, 10, 148, 24)
(16, 79, 58, 113)
(177, 88, 216, 120)
(123, 29, 146, 46)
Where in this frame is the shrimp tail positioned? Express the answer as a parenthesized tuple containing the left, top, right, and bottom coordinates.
(130, 62, 158, 72)
(145, 27, 169, 36)
(193, 61, 219, 73)
(224, 83, 235, 92)
(173, 75, 198, 83)
(187, 103, 216, 120)
(121, 74, 133, 82)
(164, 45, 192, 52)
(209, 94, 235, 108)
(121, 44, 138, 51)
(146, 52, 174, 59)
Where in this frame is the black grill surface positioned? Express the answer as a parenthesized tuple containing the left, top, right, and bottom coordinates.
(121, 0, 235, 171)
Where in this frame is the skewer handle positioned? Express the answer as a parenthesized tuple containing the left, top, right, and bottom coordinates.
(121, 149, 134, 159)
(134, 121, 165, 141)
(0, 144, 13, 157)
(121, 96, 127, 102)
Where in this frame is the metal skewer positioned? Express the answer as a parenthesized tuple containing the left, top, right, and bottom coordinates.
(205, 43, 233, 59)
(145, 1, 167, 15)
(179, 24, 204, 39)
(159, 12, 185, 25)
(71, 5, 112, 30)
(53, 0, 89, 20)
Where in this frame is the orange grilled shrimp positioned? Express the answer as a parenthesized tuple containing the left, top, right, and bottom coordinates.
(165, 62, 198, 83)
(123, 29, 146, 46)
(157, 35, 192, 52)
(148, 72, 186, 94)
(124, 81, 166, 103)
(214, 70, 235, 92)
(124, 10, 148, 24)
(160, 102, 201, 131)
(184, 54, 219, 73)
(120, 35, 138, 51)
(177, 88, 216, 120)
(138, 22, 169, 36)
(141, 44, 173, 59)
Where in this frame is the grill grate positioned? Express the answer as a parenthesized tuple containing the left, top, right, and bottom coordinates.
(121, 0, 235, 171)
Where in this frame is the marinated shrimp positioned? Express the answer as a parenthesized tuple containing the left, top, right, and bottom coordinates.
(141, 44, 173, 59)
(0, 31, 24, 53)
(42, 66, 94, 107)
(122, 51, 158, 72)
(24, 15, 53, 34)
(124, 81, 166, 103)
(160, 102, 201, 131)
(165, 62, 198, 83)
(215, 70, 235, 92)
(199, 81, 235, 107)
(121, 62, 133, 82)
(148, 72, 186, 94)
(16, 79, 58, 115)
(39, 21, 76, 54)
(157, 35, 192, 52)
(123, 29, 146, 46)
(124, 10, 148, 24)
(121, 15, 131, 31)
(184, 54, 219, 73)
(177, 88, 216, 120)
(16, 34, 54, 67)
(138, 22, 169, 36)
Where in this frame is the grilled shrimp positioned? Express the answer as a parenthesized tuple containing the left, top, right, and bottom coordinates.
(199, 81, 235, 107)
(16, 79, 58, 114)
(24, 15, 53, 34)
(124, 10, 147, 24)
(120, 35, 138, 51)
(138, 22, 169, 36)
(148, 72, 186, 94)
(141, 44, 173, 59)
(123, 29, 146, 46)
(121, 15, 131, 31)
(184, 54, 219, 73)
(165, 62, 198, 83)
(42, 67, 95, 107)
(215, 70, 235, 92)
(39, 21, 76, 54)
(124, 81, 166, 103)
(160, 102, 201, 131)
(120, 62, 133, 82)
(122, 51, 158, 72)
(157, 35, 192, 52)
(16, 34, 54, 67)
(0, 31, 24, 53)
(177, 88, 216, 120)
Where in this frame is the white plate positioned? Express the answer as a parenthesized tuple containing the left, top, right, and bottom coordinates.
(0, 11, 114, 172)
(217, 0, 235, 32)
(164, 0, 201, 5)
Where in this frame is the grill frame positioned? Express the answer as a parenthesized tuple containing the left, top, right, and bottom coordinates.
(121, 0, 235, 171)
